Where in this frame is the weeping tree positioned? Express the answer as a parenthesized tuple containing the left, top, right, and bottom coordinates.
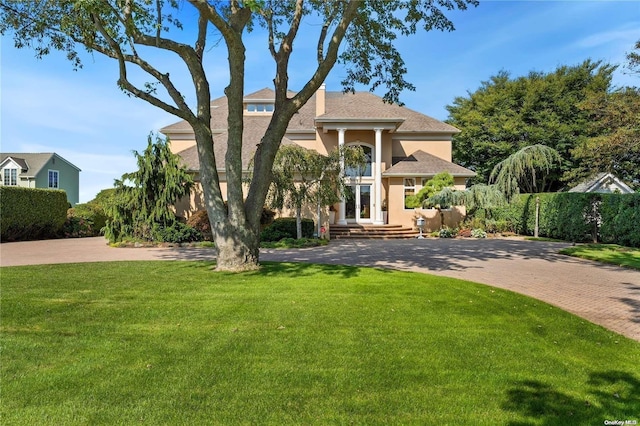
(426, 184, 505, 213)
(267, 145, 365, 239)
(104, 134, 193, 242)
(0, 0, 478, 271)
(489, 144, 562, 199)
(426, 184, 506, 229)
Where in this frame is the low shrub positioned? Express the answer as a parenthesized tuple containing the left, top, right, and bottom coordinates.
(187, 210, 212, 240)
(457, 228, 472, 238)
(484, 219, 516, 234)
(471, 228, 487, 239)
(62, 215, 95, 238)
(63, 203, 108, 237)
(438, 227, 456, 238)
(152, 222, 202, 243)
(261, 207, 276, 227)
(260, 217, 314, 241)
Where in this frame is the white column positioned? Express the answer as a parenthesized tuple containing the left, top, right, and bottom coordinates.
(337, 128, 347, 225)
(373, 128, 383, 224)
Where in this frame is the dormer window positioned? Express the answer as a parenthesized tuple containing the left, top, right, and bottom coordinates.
(246, 103, 274, 113)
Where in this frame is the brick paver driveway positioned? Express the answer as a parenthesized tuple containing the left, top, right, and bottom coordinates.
(1, 237, 638, 341)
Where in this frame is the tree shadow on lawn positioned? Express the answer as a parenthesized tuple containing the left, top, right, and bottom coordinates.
(260, 238, 577, 273)
(253, 261, 369, 279)
(618, 283, 640, 324)
(502, 371, 640, 425)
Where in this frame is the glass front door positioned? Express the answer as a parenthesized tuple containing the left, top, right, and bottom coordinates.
(345, 184, 372, 223)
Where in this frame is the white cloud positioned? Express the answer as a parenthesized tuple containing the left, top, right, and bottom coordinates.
(573, 25, 640, 49)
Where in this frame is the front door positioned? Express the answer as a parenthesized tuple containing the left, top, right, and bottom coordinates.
(345, 184, 372, 223)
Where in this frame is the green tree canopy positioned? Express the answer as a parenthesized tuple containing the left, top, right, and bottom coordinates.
(625, 39, 640, 75)
(0, 0, 478, 271)
(447, 60, 616, 189)
(566, 87, 640, 188)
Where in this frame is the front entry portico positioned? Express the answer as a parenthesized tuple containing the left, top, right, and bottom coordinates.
(330, 125, 397, 226)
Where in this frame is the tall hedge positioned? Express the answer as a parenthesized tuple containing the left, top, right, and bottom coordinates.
(493, 192, 640, 247)
(0, 187, 68, 241)
(598, 194, 640, 247)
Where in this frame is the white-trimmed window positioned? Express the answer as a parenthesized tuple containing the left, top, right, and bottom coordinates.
(345, 144, 373, 178)
(3, 168, 17, 186)
(246, 103, 274, 113)
(404, 178, 416, 209)
(48, 170, 59, 188)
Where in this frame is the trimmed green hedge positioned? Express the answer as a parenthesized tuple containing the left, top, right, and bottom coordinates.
(598, 194, 640, 247)
(1, 187, 68, 241)
(493, 193, 640, 247)
(261, 217, 314, 241)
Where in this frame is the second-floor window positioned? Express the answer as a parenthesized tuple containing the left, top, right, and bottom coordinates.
(3, 168, 17, 186)
(246, 103, 274, 113)
(48, 170, 59, 188)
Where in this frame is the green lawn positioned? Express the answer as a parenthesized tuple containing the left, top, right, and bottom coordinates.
(560, 244, 640, 270)
(2, 261, 639, 425)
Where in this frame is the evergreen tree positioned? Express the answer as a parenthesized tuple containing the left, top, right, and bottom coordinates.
(104, 134, 193, 242)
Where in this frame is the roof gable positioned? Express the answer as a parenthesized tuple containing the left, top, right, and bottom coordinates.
(568, 172, 634, 194)
(0, 153, 81, 176)
(0, 156, 28, 171)
(383, 150, 475, 178)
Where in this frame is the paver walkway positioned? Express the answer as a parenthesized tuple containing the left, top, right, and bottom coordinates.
(1, 237, 638, 341)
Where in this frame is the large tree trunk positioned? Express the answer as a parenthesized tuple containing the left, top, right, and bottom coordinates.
(214, 221, 260, 272)
(192, 121, 262, 271)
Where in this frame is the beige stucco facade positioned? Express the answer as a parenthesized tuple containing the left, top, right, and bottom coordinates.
(164, 85, 475, 231)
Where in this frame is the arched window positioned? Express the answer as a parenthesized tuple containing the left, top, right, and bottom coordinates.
(345, 143, 373, 178)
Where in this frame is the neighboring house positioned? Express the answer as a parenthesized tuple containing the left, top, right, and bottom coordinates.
(161, 86, 475, 228)
(0, 153, 81, 205)
(568, 172, 634, 194)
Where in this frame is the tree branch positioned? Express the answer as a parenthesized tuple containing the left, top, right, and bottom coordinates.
(90, 13, 193, 122)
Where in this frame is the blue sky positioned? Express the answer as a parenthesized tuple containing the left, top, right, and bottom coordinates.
(2, 1, 639, 203)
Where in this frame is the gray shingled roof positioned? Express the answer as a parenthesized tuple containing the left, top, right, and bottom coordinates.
(161, 88, 459, 135)
(382, 150, 476, 178)
(0, 153, 81, 176)
(162, 88, 462, 173)
(176, 116, 296, 172)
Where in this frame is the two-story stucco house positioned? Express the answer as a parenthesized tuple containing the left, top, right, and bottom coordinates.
(0, 153, 81, 206)
(161, 86, 474, 231)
